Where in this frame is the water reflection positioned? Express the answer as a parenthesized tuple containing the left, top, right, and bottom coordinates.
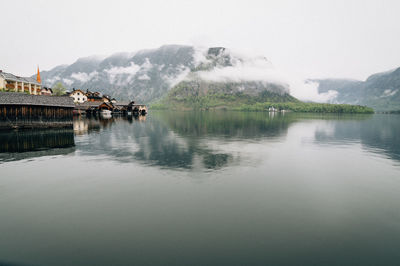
(313, 114, 400, 162)
(158, 111, 294, 139)
(74, 111, 294, 170)
(0, 129, 75, 162)
(2, 113, 400, 266)
(1, 112, 399, 167)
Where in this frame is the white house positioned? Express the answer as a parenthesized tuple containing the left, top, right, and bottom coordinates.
(69, 89, 87, 103)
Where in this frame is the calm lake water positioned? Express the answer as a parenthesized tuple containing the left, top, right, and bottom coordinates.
(1, 111, 400, 266)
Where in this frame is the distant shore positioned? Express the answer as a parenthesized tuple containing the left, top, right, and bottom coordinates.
(151, 101, 375, 114)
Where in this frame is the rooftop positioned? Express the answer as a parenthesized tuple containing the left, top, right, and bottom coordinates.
(74, 101, 106, 110)
(0, 71, 41, 86)
(0, 92, 74, 108)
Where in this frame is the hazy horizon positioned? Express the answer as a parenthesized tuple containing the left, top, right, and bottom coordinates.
(1, 0, 400, 81)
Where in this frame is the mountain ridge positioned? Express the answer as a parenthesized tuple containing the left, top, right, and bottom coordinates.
(314, 67, 400, 111)
(34, 45, 289, 104)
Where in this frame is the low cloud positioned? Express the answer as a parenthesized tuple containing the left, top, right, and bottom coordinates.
(381, 89, 398, 97)
(141, 58, 153, 71)
(137, 74, 151, 80)
(71, 71, 98, 83)
(62, 78, 74, 86)
(193, 48, 338, 102)
(105, 62, 141, 84)
(196, 56, 280, 83)
(164, 67, 191, 88)
(46, 76, 61, 85)
(290, 81, 338, 103)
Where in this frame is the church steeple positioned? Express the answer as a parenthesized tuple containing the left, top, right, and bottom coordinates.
(37, 66, 41, 83)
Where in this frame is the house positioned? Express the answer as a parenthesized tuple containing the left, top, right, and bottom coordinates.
(74, 101, 113, 115)
(69, 89, 87, 103)
(0, 69, 42, 95)
(130, 103, 148, 115)
(41, 87, 53, 96)
(113, 101, 133, 114)
(74, 101, 104, 115)
(98, 102, 114, 111)
(102, 95, 112, 103)
(86, 90, 103, 102)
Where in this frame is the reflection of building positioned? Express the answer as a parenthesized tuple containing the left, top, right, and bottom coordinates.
(0, 68, 42, 95)
(68, 89, 87, 103)
(0, 129, 75, 162)
(73, 118, 101, 135)
(73, 119, 89, 134)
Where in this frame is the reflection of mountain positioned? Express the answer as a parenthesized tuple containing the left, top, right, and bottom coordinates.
(0, 129, 75, 162)
(157, 111, 294, 139)
(75, 111, 294, 170)
(314, 115, 400, 162)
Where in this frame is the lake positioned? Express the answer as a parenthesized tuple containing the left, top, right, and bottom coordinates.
(1, 111, 400, 266)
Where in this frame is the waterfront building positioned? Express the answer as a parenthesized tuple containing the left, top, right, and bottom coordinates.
(41, 87, 53, 96)
(0, 69, 42, 95)
(69, 89, 87, 103)
(86, 90, 103, 102)
(0, 91, 74, 129)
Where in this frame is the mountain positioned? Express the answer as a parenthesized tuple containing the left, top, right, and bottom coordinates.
(35, 45, 291, 104)
(154, 47, 298, 109)
(314, 68, 400, 111)
(37, 45, 198, 103)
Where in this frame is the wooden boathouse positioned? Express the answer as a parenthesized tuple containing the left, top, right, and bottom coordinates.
(0, 92, 74, 130)
(74, 100, 147, 116)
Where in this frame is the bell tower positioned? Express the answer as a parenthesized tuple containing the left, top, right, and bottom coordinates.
(36, 66, 41, 83)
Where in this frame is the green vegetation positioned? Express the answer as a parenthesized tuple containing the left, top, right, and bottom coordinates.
(234, 102, 374, 113)
(151, 79, 374, 114)
(151, 90, 374, 114)
(52, 82, 67, 96)
(152, 99, 373, 114)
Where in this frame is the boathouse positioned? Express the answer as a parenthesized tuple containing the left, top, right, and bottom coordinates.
(74, 101, 106, 115)
(129, 103, 148, 115)
(0, 92, 74, 130)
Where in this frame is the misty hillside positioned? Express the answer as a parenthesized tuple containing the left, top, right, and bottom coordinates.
(314, 68, 400, 111)
(35, 45, 289, 103)
(156, 79, 298, 110)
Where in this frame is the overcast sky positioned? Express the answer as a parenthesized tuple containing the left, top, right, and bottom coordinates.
(1, 0, 400, 80)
